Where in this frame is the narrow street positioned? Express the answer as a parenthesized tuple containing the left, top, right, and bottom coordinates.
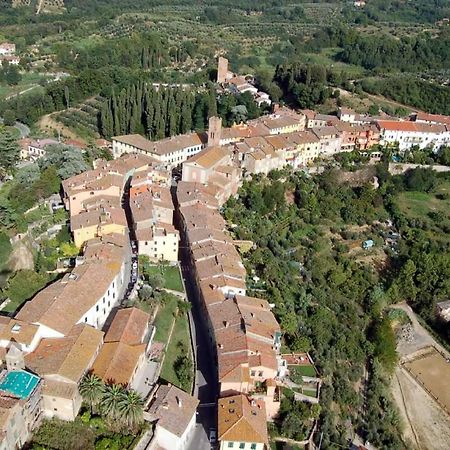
(179, 243, 218, 450)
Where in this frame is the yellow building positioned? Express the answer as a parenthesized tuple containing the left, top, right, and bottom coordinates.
(71, 207, 128, 248)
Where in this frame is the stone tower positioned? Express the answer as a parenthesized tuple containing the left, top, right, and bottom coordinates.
(217, 57, 229, 84)
(208, 116, 222, 147)
(6, 345, 25, 371)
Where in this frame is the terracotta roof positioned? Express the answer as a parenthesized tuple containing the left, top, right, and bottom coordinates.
(176, 181, 221, 208)
(92, 341, 145, 385)
(235, 296, 280, 341)
(113, 133, 206, 156)
(312, 126, 340, 138)
(148, 385, 199, 437)
(180, 204, 225, 232)
(17, 235, 126, 335)
(218, 394, 268, 445)
(377, 120, 446, 133)
(413, 112, 450, 126)
(25, 324, 103, 383)
(42, 379, 77, 399)
(0, 319, 39, 346)
(185, 146, 230, 169)
(71, 205, 127, 231)
(104, 307, 149, 345)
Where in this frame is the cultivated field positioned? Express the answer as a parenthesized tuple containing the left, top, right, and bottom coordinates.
(403, 347, 450, 415)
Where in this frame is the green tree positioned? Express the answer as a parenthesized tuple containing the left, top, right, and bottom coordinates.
(100, 383, 126, 427)
(79, 373, 104, 414)
(3, 109, 15, 126)
(0, 127, 20, 171)
(117, 389, 144, 432)
(174, 354, 193, 388)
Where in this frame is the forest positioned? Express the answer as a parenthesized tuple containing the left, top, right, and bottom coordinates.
(223, 163, 450, 449)
(99, 81, 262, 139)
(358, 76, 450, 115)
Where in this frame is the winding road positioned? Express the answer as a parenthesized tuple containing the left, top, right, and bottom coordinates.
(0, 117, 30, 138)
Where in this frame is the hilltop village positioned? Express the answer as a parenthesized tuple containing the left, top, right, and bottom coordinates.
(1, 75, 450, 449)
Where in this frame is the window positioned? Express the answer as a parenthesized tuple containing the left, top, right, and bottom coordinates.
(84, 318, 87, 323)
(251, 444, 257, 450)
(96, 305, 99, 312)
(239, 444, 245, 449)
(228, 444, 234, 448)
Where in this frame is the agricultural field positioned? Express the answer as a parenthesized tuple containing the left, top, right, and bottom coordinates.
(403, 347, 450, 415)
(0, 72, 46, 100)
(56, 96, 105, 138)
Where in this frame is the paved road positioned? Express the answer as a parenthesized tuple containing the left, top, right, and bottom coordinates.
(0, 117, 30, 138)
(180, 244, 217, 450)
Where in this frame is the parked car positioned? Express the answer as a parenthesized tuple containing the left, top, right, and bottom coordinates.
(209, 429, 217, 445)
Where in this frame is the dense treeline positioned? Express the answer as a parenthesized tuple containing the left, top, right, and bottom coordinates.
(100, 83, 211, 139)
(0, 33, 171, 126)
(223, 169, 405, 448)
(358, 76, 450, 115)
(298, 26, 450, 72)
(274, 63, 343, 109)
(55, 33, 168, 72)
(223, 165, 450, 447)
(338, 31, 450, 72)
(343, 0, 450, 24)
(100, 81, 264, 139)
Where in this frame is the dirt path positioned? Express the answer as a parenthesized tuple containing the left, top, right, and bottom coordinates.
(392, 303, 449, 359)
(8, 241, 34, 272)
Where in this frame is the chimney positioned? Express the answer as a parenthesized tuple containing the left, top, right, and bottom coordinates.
(176, 396, 182, 408)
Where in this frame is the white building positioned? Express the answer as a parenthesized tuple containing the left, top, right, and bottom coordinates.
(26, 139, 59, 160)
(112, 133, 206, 167)
(0, 43, 15, 55)
(16, 234, 127, 337)
(377, 120, 450, 151)
(147, 385, 199, 450)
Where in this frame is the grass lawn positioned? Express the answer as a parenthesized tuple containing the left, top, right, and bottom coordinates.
(147, 264, 184, 292)
(0, 73, 46, 100)
(152, 295, 178, 343)
(396, 184, 450, 220)
(289, 365, 317, 383)
(159, 312, 193, 392)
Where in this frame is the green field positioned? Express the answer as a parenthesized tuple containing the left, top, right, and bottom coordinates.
(152, 295, 178, 343)
(289, 365, 317, 383)
(147, 264, 184, 292)
(159, 312, 193, 392)
(396, 183, 450, 220)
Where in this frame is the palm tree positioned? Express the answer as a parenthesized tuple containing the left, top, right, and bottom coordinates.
(99, 383, 126, 428)
(118, 389, 144, 432)
(79, 373, 104, 414)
